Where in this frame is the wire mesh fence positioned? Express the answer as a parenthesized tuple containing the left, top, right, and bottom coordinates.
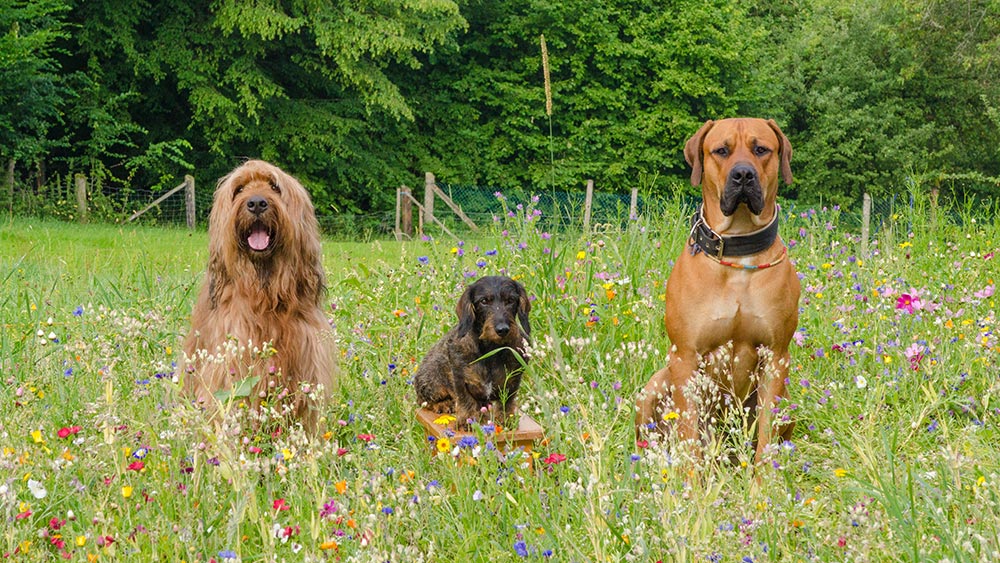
(8, 172, 993, 239)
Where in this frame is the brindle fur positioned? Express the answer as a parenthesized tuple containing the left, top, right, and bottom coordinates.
(414, 276, 531, 429)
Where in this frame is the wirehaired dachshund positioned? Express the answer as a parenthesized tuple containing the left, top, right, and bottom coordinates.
(414, 276, 531, 429)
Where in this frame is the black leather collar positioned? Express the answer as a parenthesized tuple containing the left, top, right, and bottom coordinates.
(689, 204, 780, 259)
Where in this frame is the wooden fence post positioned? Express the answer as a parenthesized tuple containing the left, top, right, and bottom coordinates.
(583, 179, 594, 233)
(629, 187, 638, 220)
(184, 175, 196, 229)
(75, 174, 88, 223)
(861, 192, 871, 255)
(400, 186, 413, 238)
(423, 172, 435, 225)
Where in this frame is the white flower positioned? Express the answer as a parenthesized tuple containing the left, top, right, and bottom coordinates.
(28, 479, 47, 499)
(855, 375, 868, 389)
(473, 490, 484, 501)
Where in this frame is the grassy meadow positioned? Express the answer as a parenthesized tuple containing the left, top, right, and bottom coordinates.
(1, 194, 998, 562)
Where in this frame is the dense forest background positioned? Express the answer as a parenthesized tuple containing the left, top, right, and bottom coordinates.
(2, 0, 998, 220)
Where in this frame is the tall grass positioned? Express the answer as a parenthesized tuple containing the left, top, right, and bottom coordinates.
(0, 193, 998, 562)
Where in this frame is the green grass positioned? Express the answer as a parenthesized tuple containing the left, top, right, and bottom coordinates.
(1, 196, 998, 562)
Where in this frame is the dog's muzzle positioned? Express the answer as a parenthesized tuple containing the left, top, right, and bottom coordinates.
(720, 163, 764, 216)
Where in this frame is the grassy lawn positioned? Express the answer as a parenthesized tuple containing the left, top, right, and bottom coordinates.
(1, 197, 998, 562)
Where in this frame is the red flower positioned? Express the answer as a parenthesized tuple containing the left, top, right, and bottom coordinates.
(543, 453, 567, 465)
(357, 433, 375, 442)
(248, 446, 262, 454)
(48, 517, 65, 530)
(336, 448, 349, 457)
(127, 460, 144, 472)
(57, 426, 81, 439)
(636, 440, 649, 449)
(273, 498, 290, 511)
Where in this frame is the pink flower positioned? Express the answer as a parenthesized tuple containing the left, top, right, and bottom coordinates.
(905, 343, 925, 371)
(57, 426, 81, 439)
(273, 498, 290, 511)
(127, 460, 144, 472)
(896, 293, 922, 314)
(974, 285, 994, 299)
(357, 434, 375, 443)
(543, 453, 567, 465)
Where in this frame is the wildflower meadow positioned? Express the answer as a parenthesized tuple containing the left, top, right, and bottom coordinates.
(1, 192, 998, 562)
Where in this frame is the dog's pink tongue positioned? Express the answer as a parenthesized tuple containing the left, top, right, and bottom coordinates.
(248, 227, 270, 251)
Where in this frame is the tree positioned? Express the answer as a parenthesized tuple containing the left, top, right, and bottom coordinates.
(0, 0, 70, 193)
(53, 0, 466, 213)
(751, 0, 1000, 205)
(403, 0, 766, 193)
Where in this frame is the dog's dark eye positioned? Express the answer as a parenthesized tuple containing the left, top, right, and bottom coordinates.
(478, 297, 490, 306)
(234, 185, 245, 197)
(754, 145, 771, 156)
(713, 146, 730, 157)
(269, 181, 281, 194)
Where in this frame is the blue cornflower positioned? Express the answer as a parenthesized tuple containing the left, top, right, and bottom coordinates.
(513, 540, 528, 557)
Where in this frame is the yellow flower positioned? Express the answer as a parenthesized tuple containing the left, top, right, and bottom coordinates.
(76, 536, 87, 547)
(433, 414, 456, 425)
(576, 250, 586, 260)
(122, 486, 133, 499)
(281, 448, 294, 461)
(30, 430, 43, 444)
(436, 437, 451, 453)
(335, 480, 347, 494)
(662, 411, 679, 421)
(834, 468, 847, 478)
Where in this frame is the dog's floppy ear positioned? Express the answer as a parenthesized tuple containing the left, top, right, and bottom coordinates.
(684, 120, 715, 187)
(767, 119, 794, 185)
(455, 283, 477, 337)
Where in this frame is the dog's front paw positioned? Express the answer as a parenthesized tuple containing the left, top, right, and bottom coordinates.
(427, 400, 456, 414)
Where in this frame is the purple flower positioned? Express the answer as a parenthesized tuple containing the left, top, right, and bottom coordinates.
(514, 540, 528, 557)
(418, 256, 429, 264)
(486, 249, 498, 256)
(457, 435, 479, 449)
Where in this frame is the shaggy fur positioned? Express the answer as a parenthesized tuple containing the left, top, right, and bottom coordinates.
(183, 160, 335, 430)
(414, 276, 531, 429)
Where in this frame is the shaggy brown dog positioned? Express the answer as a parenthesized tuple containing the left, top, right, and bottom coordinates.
(183, 160, 335, 430)
(414, 276, 531, 429)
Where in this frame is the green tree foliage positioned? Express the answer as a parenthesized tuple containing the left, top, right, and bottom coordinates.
(54, 0, 465, 212)
(751, 0, 1000, 205)
(400, 0, 762, 193)
(4, 0, 998, 221)
(0, 0, 69, 175)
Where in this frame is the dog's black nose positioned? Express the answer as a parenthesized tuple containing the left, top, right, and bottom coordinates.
(728, 164, 757, 187)
(247, 195, 268, 215)
(495, 323, 510, 337)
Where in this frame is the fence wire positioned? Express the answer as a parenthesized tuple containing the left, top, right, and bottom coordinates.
(11, 174, 992, 239)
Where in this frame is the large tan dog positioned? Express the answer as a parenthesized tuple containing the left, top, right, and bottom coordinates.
(635, 118, 800, 462)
